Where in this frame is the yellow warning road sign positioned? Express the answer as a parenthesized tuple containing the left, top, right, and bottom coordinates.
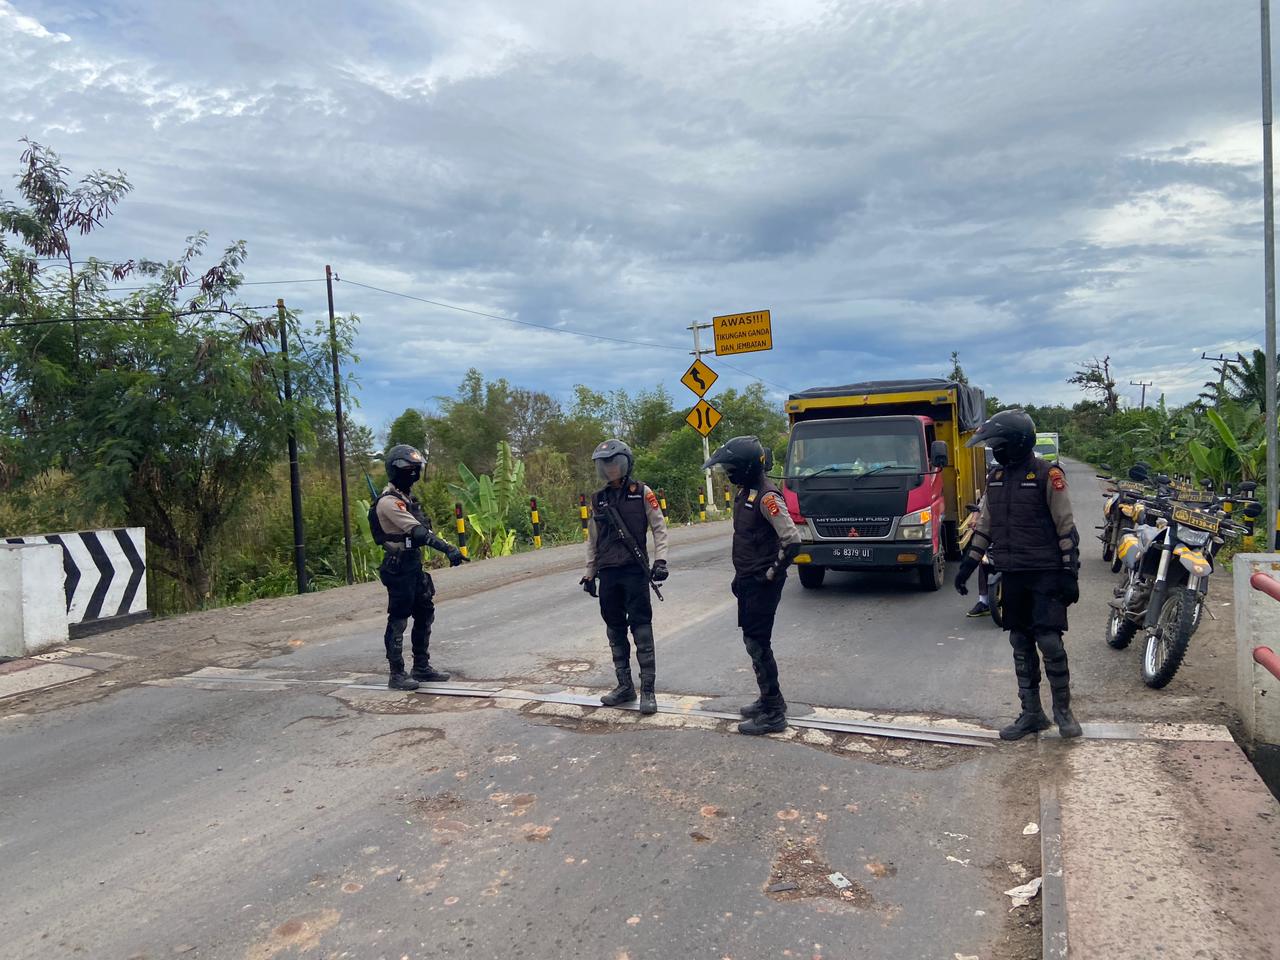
(686, 398, 722, 437)
(712, 310, 772, 356)
(681, 358, 718, 398)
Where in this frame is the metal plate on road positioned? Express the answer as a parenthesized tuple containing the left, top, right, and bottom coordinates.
(680, 358, 718, 397)
(712, 309, 772, 356)
(686, 398, 722, 436)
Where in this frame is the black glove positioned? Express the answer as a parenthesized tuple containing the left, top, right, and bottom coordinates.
(765, 543, 802, 582)
(580, 576, 598, 598)
(954, 555, 979, 596)
(1059, 569, 1079, 606)
(445, 546, 468, 566)
(650, 560, 669, 582)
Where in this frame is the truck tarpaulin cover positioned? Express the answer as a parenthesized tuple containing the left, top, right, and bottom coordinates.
(789, 379, 986, 432)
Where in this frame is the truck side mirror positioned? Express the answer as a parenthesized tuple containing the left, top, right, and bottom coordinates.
(930, 440, 949, 469)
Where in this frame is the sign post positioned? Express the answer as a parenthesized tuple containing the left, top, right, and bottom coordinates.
(687, 322, 719, 512)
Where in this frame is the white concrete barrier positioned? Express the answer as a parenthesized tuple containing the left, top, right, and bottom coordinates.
(0, 542, 69, 658)
(1232, 553, 1280, 746)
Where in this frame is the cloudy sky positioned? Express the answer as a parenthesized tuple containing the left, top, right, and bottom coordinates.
(0, 0, 1271, 432)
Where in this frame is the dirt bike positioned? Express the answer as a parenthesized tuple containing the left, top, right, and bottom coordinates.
(1105, 476, 1259, 688)
(1097, 463, 1152, 572)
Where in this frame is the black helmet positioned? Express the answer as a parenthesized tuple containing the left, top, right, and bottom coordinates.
(592, 438, 633, 485)
(385, 443, 426, 491)
(704, 435, 769, 487)
(966, 409, 1035, 466)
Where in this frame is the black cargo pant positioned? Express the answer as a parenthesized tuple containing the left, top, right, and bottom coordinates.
(597, 565, 655, 685)
(1001, 570, 1070, 704)
(379, 552, 435, 674)
(732, 572, 787, 709)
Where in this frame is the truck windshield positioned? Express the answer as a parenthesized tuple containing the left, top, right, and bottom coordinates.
(787, 420, 925, 478)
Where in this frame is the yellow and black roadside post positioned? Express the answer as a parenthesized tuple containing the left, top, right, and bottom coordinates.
(699, 492, 706, 523)
(723, 488, 732, 513)
(658, 490, 668, 518)
(530, 497, 542, 549)
(454, 503, 469, 559)
(579, 494, 590, 540)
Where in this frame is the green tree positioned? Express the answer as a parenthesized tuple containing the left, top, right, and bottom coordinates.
(947, 350, 969, 385)
(0, 141, 352, 605)
(387, 408, 428, 451)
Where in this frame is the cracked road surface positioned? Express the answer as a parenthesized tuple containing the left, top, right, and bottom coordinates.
(0, 460, 1246, 958)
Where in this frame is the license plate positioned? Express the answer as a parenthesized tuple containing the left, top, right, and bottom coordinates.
(833, 547, 874, 560)
(1173, 507, 1220, 533)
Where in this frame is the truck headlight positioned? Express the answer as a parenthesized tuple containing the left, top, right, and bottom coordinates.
(798, 524, 813, 542)
(898, 508, 932, 541)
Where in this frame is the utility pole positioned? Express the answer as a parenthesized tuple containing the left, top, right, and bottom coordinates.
(326, 265, 354, 585)
(1264, 0, 1278, 552)
(1129, 380, 1152, 410)
(1201, 352, 1242, 405)
(688, 321, 717, 513)
(277, 299, 309, 593)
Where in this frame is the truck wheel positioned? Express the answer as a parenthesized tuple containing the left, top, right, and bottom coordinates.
(798, 565, 826, 589)
(918, 553, 944, 591)
(943, 520, 962, 561)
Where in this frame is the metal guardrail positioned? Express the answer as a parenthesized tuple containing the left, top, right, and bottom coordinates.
(1248, 572, 1280, 682)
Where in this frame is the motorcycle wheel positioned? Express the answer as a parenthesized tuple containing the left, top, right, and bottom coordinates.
(1141, 590, 1196, 689)
(1102, 522, 1116, 563)
(990, 578, 1004, 628)
(1108, 525, 1124, 573)
(1105, 605, 1136, 649)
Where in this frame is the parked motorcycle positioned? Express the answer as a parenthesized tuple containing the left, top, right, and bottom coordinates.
(1098, 463, 1152, 572)
(1105, 476, 1259, 688)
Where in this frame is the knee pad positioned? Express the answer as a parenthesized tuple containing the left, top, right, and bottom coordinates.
(1035, 631, 1066, 661)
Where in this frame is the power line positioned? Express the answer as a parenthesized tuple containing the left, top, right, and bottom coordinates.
(336, 274, 790, 392)
(0, 305, 280, 329)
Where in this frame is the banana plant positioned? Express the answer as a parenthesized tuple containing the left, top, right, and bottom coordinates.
(448, 441, 525, 558)
(1205, 403, 1265, 482)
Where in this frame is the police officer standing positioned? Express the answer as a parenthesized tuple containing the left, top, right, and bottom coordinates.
(955, 410, 1083, 740)
(371, 444, 468, 691)
(704, 436, 802, 736)
(580, 439, 669, 715)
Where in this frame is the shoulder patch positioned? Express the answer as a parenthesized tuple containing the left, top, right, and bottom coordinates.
(764, 493, 782, 516)
(1049, 468, 1066, 491)
(645, 490, 659, 509)
(394, 500, 406, 510)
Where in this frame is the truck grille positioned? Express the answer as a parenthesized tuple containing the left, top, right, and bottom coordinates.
(814, 521, 892, 539)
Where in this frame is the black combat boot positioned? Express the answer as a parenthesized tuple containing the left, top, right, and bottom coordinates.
(739, 699, 767, 718)
(384, 617, 419, 691)
(633, 624, 657, 715)
(411, 664, 451, 683)
(1048, 678, 1082, 738)
(600, 627, 636, 706)
(1000, 646, 1051, 741)
(738, 703, 787, 736)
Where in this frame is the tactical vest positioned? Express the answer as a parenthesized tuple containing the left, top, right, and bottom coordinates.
(370, 487, 431, 558)
(594, 481, 649, 571)
(985, 457, 1060, 572)
(732, 480, 782, 577)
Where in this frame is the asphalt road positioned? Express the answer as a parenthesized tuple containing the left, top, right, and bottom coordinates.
(0, 457, 1239, 959)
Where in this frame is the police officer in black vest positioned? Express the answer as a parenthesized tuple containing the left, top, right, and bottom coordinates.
(371, 444, 468, 691)
(704, 436, 802, 736)
(580, 439, 669, 714)
(955, 410, 1083, 740)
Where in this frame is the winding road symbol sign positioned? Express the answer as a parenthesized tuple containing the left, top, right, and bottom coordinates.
(685, 398, 722, 437)
(681, 359, 718, 398)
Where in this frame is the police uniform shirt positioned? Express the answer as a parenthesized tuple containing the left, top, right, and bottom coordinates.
(967, 462, 1077, 570)
(583, 483, 669, 579)
(376, 484, 428, 549)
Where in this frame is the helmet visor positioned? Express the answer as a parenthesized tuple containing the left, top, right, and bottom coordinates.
(596, 454, 629, 484)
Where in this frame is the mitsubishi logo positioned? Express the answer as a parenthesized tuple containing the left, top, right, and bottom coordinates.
(847, 527, 860, 538)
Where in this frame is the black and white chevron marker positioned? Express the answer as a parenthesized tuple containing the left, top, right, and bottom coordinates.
(5, 527, 148, 630)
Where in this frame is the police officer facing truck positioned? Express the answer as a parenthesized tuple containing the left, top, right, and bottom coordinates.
(370, 444, 468, 691)
(580, 440, 669, 715)
(704, 436, 802, 736)
(955, 410, 1083, 740)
